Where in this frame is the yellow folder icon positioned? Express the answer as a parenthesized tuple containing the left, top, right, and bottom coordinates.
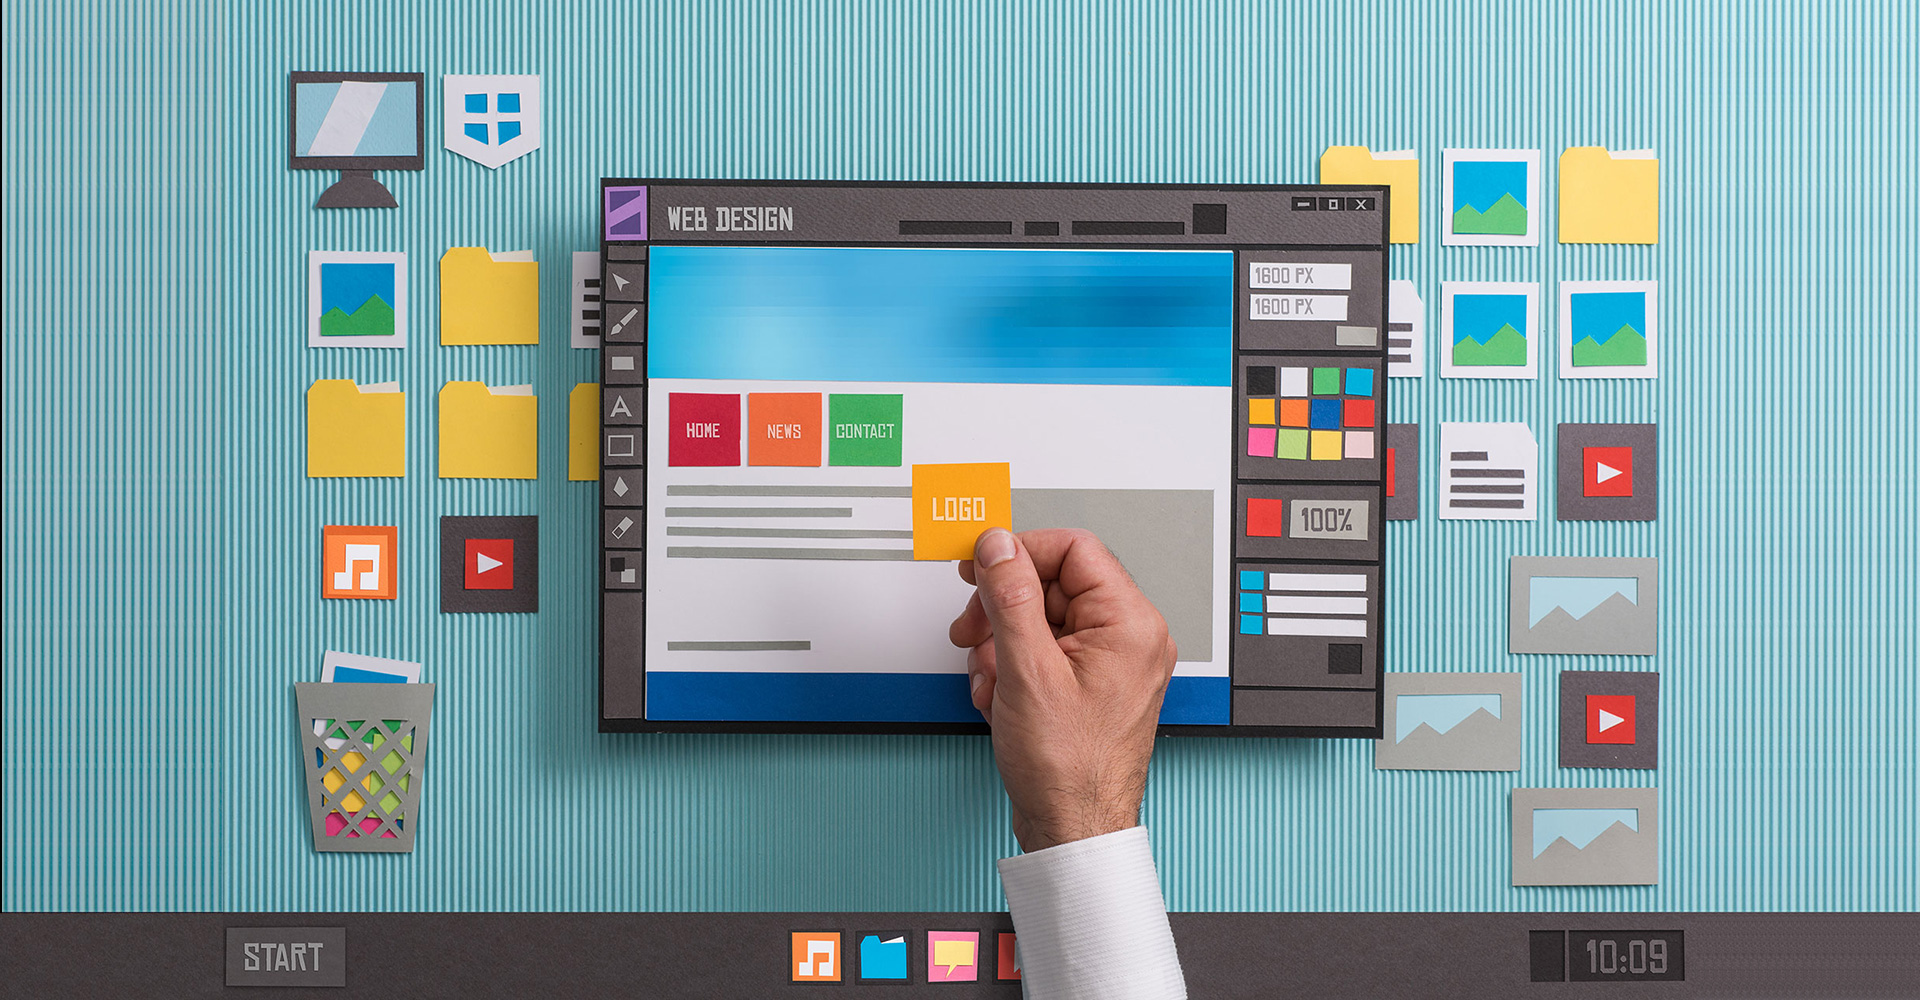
(569, 383, 600, 481)
(1559, 147, 1658, 244)
(1320, 146, 1419, 244)
(440, 247, 538, 345)
(307, 380, 404, 478)
(439, 382, 537, 479)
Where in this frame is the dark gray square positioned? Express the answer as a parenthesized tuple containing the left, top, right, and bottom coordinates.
(603, 429, 642, 467)
(604, 549, 643, 590)
(1558, 670, 1660, 769)
(604, 345, 644, 383)
(603, 261, 646, 302)
(604, 509, 642, 548)
(440, 516, 538, 613)
(603, 469, 643, 508)
(1556, 423, 1657, 521)
(603, 386, 643, 425)
(1386, 423, 1419, 520)
(603, 303, 646, 343)
(1234, 482, 1381, 562)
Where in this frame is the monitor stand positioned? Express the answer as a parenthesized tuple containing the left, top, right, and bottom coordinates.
(316, 170, 398, 209)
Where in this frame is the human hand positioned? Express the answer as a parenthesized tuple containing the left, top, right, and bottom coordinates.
(949, 527, 1177, 853)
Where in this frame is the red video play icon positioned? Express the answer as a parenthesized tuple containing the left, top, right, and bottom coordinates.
(464, 538, 514, 590)
(1586, 694, 1637, 744)
(1583, 446, 1634, 497)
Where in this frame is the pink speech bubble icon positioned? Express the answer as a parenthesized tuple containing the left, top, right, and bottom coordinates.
(927, 931, 979, 982)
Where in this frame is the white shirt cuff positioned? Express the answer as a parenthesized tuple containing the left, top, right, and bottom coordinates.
(997, 826, 1186, 999)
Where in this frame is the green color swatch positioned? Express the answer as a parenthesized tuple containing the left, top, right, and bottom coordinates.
(1452, 193, 1528, 236)
(828, 394, 904, 466)
(1311, 368, 1341, 394)
(1573, 326, 1649, 367)
(318, 295, 396, 338)
(1275, 428, 1311, 460)
(1452, 325, 1528, 367)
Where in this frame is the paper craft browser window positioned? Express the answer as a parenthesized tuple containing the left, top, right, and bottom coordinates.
(600, 182, 1389, 736)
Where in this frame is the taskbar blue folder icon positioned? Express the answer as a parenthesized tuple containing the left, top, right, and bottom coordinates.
(859, 932, 908, 981)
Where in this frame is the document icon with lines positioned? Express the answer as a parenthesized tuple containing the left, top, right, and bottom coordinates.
(1440, 422, 1537, 521)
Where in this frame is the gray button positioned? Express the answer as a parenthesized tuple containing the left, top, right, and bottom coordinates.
(605, 509, 643, 547)
(603, 386, 643, 425)
(604, 346, 644, 384)
(604, 262, 646, 302)
(604, 550, 644, 590)
(604, 430, 642, 467)
(603, 303, 645, 342)
(603, 469, 643, 507)
(226, 927, 346, 987)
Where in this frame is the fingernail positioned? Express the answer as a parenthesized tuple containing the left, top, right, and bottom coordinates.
(970, 671, 985, 696)
(976, 528, 1015, 568)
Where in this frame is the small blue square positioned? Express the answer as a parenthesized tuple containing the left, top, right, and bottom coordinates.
(1310, 398, 1342, 430)
(1239, 570, 1265, 591)
(497, 121, 522, 144)
(462, 122, 488, 144)
(463, 93, 487, 114)
(1240, 614, 1264, 635)
(497, 92, 521, 113)
(1344, 367, 1375, 397)
(1238, 592, 1262, 614)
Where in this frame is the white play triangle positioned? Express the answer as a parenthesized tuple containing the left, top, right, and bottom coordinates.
(1597, 708, 1625, 732)
(476, 552, 504, 574)
(1595, 461, 1624, 483)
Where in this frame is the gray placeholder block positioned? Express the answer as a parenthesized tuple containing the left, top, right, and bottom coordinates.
(1510, 556, 1658, 655)
(1512, 787, 1659, 885)
(440, 515, 539, 613)
(1232, 687, 1378, 729)
(1385, 423, 1418, 520)
(1559, 670, 1660, 769)
(1012, 488, 1211, 661)
(295, 682, 434, 854)
(1556, 423, 1657, 521)
(1375, 672, 1522, 771)
(1233, 562, 1378, 688)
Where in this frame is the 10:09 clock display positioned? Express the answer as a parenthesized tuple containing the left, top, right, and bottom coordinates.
(1568, 930, 1685, 981)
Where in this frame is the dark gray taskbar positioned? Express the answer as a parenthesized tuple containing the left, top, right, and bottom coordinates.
(4, 912, 1915, 997)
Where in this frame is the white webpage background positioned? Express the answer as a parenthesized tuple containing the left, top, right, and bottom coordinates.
(646, 378, 1229, 679)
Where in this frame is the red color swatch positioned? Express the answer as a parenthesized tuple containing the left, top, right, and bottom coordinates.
(1246, 497, 1285, 537)
(668, 393, 741, 467)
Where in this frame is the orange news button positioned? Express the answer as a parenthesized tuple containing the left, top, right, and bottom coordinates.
(911, 462, 1012, 560)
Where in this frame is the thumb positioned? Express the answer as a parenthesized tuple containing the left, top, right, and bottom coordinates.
(970, 528, 1060, 684)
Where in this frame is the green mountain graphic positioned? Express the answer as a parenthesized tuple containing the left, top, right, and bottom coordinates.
(319, 295, 396, 338)
(1572, 325, 1648, 367)
(1452, 324, 1528, 367)
(1452, 192, 1528, 236)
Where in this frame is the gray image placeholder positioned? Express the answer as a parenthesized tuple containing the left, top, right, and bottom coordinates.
(1375, 672, 1522, 771)
(1510, 556, 1658, 655)
(1012, 488, 1212, 662)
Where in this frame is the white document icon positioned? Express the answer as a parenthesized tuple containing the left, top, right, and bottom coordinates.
(1388, 279, 1424, 378)
(1440, 422, 1537, 521)
(571, 250, 601, 349)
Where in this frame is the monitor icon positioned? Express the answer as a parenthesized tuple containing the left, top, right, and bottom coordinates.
(288, 71, 424, 209)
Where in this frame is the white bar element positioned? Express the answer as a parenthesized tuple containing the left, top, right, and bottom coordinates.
(1267, 572, 1368, 592)
(1266, 595, 1368, 615)
(1248, 262, 1352, 290)
(1248, 293, 1348, 322)
(1267, 617, 1368, 637)
(611, 356, 635, 371)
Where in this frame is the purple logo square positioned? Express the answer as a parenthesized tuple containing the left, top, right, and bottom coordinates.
(604, 186, 648, 240)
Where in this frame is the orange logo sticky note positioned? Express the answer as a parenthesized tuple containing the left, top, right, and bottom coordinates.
(747, 392, 821, 467)
(322, 525, 397, 600)
(791, 932, 841, 982)
(912, 463, 1012, 560)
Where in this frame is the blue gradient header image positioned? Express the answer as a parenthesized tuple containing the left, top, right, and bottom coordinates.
(646, 245, 1234, 386)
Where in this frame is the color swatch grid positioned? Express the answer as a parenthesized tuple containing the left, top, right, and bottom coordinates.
(1243, 364, 1376, 462)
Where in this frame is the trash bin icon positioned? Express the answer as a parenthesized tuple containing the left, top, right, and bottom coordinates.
(296, 682, 434, 853)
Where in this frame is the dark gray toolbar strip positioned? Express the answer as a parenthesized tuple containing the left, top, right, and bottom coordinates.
(616, 183, 1389, 247)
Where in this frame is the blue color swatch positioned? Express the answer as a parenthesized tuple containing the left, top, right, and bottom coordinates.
(647, 246, 1234, 386)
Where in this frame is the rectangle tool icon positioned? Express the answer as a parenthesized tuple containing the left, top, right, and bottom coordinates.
(600, 182, 1389, 736)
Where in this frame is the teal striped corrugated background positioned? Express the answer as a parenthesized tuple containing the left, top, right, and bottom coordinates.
(3, 0, 1915, 913)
